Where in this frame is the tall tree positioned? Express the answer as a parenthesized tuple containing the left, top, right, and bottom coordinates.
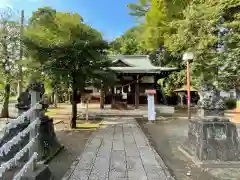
(141, 0, 240, 92)
(127, 0, 151, 18)
(24, 8, 110, 128)
(164, 0, 239, 85)
(217, 3, 240, 107)
(109, 26, 145, 55)
(143, 0, 192, 51)
(139, 0, 194, 92)
(0, 7, 20, 117)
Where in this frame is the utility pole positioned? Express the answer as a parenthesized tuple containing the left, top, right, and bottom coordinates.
(17, 10, 24, 97)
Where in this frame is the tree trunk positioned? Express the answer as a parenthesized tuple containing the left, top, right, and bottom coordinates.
(160, 86, 167, 105)
(179, 95, 184, 107)
(71, 99, 77, 128)
(53, 92, 58, 108)
(1, 83, 10, 118)
(17, 80, 23, 98)
(80, 96, 84, 106)
(68, 92, 71, 103)
(49, 92, 54, 105)
(100, 82, 104, 109)
(236, 87, 240, 111)
(86, 99, 89, 121)
(71, 74, 77, 129)
(111, 87, 115, 108)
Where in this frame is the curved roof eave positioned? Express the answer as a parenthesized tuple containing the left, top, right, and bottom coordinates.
(109, 67, 178, 74)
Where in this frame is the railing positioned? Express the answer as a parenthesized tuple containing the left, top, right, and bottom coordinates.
(0, 92, 42, 180)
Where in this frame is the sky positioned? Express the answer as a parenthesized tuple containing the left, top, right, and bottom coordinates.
(0, 0, 138, 40)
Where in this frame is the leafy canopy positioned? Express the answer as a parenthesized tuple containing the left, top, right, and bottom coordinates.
(24, 7, 111, 90)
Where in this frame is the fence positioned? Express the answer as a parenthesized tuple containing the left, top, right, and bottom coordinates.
(0, 90, 42, 180)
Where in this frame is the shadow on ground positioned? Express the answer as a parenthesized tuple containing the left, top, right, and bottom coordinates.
(48, 129, 92, 180)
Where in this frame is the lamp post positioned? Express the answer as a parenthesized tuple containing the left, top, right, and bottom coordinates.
(183, 52, 194, 120)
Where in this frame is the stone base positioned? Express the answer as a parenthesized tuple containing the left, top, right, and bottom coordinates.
(156, 105, 175, 115)
(179, 145, 240, 168)
(198, 108, 224, 117)
(146, 120, 155, 124)
(18, 164, 52, 180)
(185, 117, 240, 161)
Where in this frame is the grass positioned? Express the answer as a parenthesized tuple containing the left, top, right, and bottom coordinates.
(76, 123, 100, 128)
(9, 96, 17, 102)
(45, 104, 102, 129)
(76, 119, 102, 129)
(45, 111, 58, 116)
(45, 108, 62, 116)
(0, 96, 17, 102)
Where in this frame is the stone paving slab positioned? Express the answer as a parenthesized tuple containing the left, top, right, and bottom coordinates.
(62, 117, 174, 180)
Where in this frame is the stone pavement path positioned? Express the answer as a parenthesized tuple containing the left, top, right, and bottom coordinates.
(61, 118, 174, 180)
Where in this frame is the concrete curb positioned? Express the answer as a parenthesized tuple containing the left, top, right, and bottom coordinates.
(136, 122, 176, 180)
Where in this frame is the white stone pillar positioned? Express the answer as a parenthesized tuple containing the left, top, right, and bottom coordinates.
(145, 90, 156, 121)
(29, 90, 40, 170)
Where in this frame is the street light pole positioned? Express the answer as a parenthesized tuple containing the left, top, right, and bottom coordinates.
(183, 52, 194, 120)
(186, 59, 191, 119)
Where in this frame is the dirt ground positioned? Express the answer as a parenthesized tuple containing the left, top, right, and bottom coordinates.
(48, 127, 92, 180)
(45, 105, 93, 180)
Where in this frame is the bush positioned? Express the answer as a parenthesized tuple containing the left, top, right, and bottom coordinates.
(225, 98, 236, 110)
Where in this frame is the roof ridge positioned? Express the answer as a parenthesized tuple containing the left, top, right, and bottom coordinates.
(109, 55, 149, 59)
(122, 55, 148, 57)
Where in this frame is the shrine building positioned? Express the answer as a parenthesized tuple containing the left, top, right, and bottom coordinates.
(101, 55, 178, 109)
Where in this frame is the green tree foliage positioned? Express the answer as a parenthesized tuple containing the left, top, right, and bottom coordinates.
(166, 0, 239, 86)
(143, 0, 192, 50)
(109, 26, 145, 55)
(217, 2, 240, 90)
(29, 6, 57, 24)
(127, 0, 151, 18)
(141, 0, 240, 92)
(24, 7, 111, 128)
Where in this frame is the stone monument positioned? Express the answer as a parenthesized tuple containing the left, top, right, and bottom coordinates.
(180, 83, 240, 167)
(15, 88, 31, 115)
(197, 83, 225, 116)
(27, 80, 62, 162)
(145, 89, 156, 121)
(0, 79, 63, 180)
(18, 80, 58, 180)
